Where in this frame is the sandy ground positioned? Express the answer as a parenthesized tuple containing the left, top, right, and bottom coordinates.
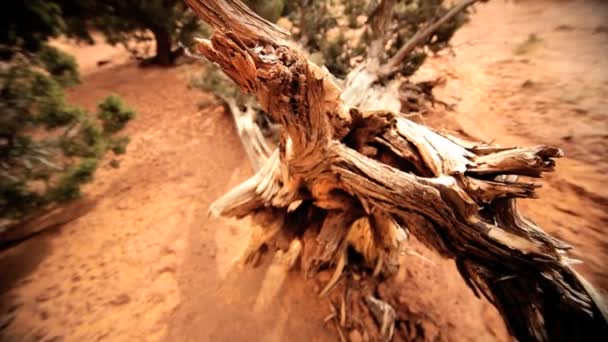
(438, 0, 608, 289)
(1, 0, 606, 341)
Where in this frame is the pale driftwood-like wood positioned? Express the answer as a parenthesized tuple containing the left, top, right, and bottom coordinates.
(343, 0, 481, 112)
(186, 0, 608, 341)
(223, 98, 273, 171)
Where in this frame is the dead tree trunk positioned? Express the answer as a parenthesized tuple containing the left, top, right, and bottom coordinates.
(185, 0, 608, 340)
(152, 27, 173, 66)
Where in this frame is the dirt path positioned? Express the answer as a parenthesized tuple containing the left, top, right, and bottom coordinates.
(0, 59, 245, 341)
(0, 1, 606, 341)
(438, 0, 608, 290)
(0, 40, 335, 341)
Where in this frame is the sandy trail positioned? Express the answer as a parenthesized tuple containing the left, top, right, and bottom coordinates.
(439, 0, 608, 290)
(0, 61, 248, 341)
(0, 41, 335, 341)
(0, 1, 606, 341)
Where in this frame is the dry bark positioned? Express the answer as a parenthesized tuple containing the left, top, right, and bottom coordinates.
(185, 0, 608, 340)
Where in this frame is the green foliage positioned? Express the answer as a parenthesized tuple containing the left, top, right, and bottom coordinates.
(108, 137, 131, 155)
(191, 62, 274, 137)
(97, 95, 136, 134)
(0, 179, 40, 223)
(244, 0, 286, 22)
(0, 58, 134, 229)
(36, 44, 80, 86)
(319, 32, 350, 77)
(0, 51, 80, 147)
(0, 2, 80, 86)
(0, 0, 135, 234)
(292, 0, 469, 77)
(192, 63, 248, 105)
(292, 0, 338, 52)
(56, 0, 203, 65)
(383, 0, 469, 76)
(46, 158, 97, 202)
(0, 1, 65, 55)
(0, 57, 73, 132)
(399, 51, 428, 77)
(290, 0, 363, 76)
(58, 118, 105, 158)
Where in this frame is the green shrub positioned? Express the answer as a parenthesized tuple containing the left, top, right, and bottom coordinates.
(37, 44, 80, 86)
(0, 1, 135, 234)
(47, 158, 98, 202)
(98, 95, 136, 134)
(0, 59, 134, 230)
(291, 0, 469, 78)
(244, 0, 286, 22)
(57, 0, 203, 66)
(109, 137, 130, 155)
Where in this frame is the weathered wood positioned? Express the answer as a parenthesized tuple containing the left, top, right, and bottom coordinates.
(344, 0, 482, 112)
(186, 0, 608, 341)
(224, 98, 273, 171)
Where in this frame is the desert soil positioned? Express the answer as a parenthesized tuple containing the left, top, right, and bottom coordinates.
(1, 0, 606, 341)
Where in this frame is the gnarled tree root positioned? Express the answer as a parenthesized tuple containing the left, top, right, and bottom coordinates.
(186, 0, 608, 340)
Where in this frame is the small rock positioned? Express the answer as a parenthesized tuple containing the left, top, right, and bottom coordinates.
(97, 59, 111, 67)
(348, 329, 363, 342)
(521, 79, 534, 88)
(554, 24, 574, 32)
(36, 292, 51, 303)
(108, 294, 130, 306)
(594, 25, 608, 34)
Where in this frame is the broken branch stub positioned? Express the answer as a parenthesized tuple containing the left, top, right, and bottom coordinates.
(186, 0, 608, 340)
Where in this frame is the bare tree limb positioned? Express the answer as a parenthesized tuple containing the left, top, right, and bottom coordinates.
(367, 0, 398, 63)
(185, 0, 608, 340)
(380, 0, 483, 77)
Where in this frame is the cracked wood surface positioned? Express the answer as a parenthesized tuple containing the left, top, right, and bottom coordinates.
(185, 0, 608, 340)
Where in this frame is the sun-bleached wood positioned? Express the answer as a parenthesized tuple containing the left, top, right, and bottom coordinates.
(185, 0, 608, 340)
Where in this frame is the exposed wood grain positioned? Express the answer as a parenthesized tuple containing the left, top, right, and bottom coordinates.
(186, 0, 608, 340)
